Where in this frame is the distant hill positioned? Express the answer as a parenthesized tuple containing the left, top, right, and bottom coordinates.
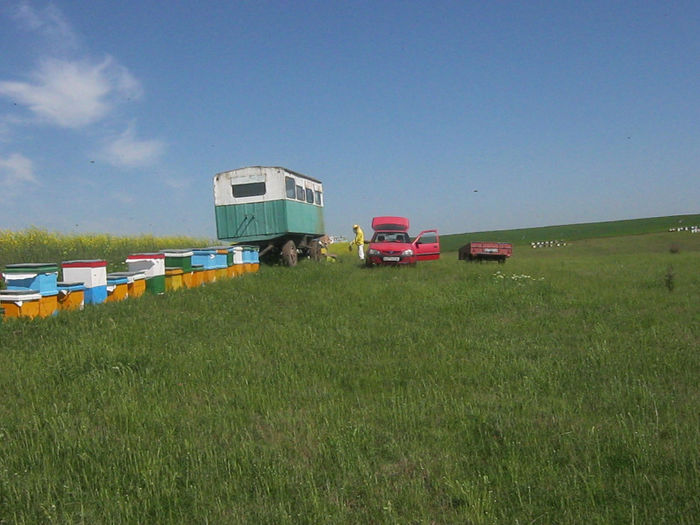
(440, 214, 700, 252)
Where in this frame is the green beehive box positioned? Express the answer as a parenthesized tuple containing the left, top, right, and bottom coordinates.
(161, 249, 193, 273)
(146, 275, 166, 295)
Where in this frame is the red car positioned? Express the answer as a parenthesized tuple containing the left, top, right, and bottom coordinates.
(366, 216, 440, 266)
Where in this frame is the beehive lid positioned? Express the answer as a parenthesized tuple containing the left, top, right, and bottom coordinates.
(126, 253, 165, 260)
(62, 260, 107, 268)
(107, 271, 146, 282)
(3, 263, 58, 273)
(0, 289, 42, 301)
(57, 282, 86, 291)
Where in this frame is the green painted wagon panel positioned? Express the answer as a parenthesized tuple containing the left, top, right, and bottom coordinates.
(285, 200, 325, 236)
(215, 201, 287, 241)
(215, 200, 324, 243)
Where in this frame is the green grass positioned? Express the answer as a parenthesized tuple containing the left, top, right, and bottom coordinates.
(441, 213, 700, 251)
(1, 226, 699, 523)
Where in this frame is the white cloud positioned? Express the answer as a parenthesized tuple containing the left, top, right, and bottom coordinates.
(101, 126, 165, 168)
(113, 192, 135, 205)
(0, 57, 142, 128)
(12, 1, 79, 53)
(163, 176, 192, 190)
(0, 152, 38, 201)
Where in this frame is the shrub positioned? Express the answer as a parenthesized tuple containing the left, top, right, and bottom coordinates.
(664, 265, 675, 291)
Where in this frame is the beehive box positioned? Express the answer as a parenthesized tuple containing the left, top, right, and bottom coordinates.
(61, 260, 108, 305)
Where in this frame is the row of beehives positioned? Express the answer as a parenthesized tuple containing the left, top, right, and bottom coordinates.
(668, 226, 699, 233)
(530, 240, 568, 248)
(0, 246, 259, 321)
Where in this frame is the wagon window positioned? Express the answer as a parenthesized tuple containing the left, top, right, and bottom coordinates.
(305, 188, 314, 203)
(285, 177, 296, 199)
(296, 185, 305, 200)
(315, 190, 322, 205)
(232, 182, 266, 198)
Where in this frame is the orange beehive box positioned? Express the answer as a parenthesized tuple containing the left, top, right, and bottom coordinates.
(57, 282, 85, 311)
(39, 293, 59, 317)
(181, 271, 195, 288)
(203, 268, 216, 284)
(129, 277, 146, 298)
(192, 267, 205, 287)
(108, 271, 146, 298)
(0, 289, 41, 319)
(106, 275, 129, 303)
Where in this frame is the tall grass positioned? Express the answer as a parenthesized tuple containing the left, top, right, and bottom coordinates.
(1, 230, 699, 523)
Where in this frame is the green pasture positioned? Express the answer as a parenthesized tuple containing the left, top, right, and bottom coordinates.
(1, 226, 699, 523)
(440, 213, 700, 251)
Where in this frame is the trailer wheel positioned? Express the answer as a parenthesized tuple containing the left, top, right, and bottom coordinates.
(281, 240, 298, 267)
(309, 240, 322, 262)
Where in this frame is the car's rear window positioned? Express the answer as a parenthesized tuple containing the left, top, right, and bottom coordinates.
(373, 232, 409, 243)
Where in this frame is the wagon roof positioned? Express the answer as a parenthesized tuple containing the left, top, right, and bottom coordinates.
(216, 166, 322, 184)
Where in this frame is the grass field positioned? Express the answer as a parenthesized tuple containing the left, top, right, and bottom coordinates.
(440, 213, 700, 251)
(1, 224, 699, 523)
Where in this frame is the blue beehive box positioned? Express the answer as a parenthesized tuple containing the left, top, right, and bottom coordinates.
(2, 263, 59, 295)
(205, 246, 229, 269)
(192, 248, 218, 270)
(242, 246, 258, 265)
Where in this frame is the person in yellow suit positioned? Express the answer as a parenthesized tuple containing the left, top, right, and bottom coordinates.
(350, 224, 365, 260)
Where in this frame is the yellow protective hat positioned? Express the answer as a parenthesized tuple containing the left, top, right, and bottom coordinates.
(353, 224, 358, 229)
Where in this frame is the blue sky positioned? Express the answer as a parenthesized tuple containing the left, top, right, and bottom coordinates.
(1, 1, 698, 238)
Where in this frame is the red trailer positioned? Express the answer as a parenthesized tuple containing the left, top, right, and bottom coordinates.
(458, 242, 512, 263)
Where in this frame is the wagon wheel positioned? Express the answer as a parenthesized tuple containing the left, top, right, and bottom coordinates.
(309, 241, 322, 262)
(281, 240, 298, 267)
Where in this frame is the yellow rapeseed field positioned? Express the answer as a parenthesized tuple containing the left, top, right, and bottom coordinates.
(0, 227, 212, 272)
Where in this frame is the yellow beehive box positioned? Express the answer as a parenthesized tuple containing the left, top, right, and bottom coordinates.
(0, 290, 41, 319)
(181, 271, 195, 288)
(192, 267, 205, 287)
(39, 293, 59, 318)
(129, 277, 146, 298)
(108, 271, 146, 299)
(106, 275, 129, 303)
(202, 268, 216, 284)
(165, 267, 184, 291)
(57, 282, 85, 311)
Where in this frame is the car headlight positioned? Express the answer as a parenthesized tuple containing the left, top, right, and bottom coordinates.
(368, 249, 380, 256)
(401, 249, 414, 256)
